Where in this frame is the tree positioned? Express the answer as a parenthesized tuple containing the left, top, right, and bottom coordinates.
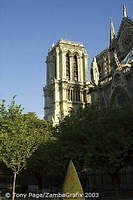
(55, 106, 96, 173)
(56, 103, 133, 194)
(26, 139, 60, 190)
(84, 103, 133, 193)
(0, 97, 52, 200)
(62, 160, 85, 200)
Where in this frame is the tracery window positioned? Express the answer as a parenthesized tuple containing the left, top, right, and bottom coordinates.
(66, 53, 70, 80)
(73, 55, 78, 81)
(68, 88, 81, 102)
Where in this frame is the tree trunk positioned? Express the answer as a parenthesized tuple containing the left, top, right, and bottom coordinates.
(12, 172, 17, 200)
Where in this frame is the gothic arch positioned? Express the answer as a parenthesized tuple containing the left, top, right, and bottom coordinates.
(66, 52, 70, 80)
(66, 50, 72, 56)
(110, 86, 129, 106)
(73, 52, 79, 55)
(72, 51, 80, 57)
(73, 54, 78, 81)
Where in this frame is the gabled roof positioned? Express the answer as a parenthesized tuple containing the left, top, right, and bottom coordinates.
(95, 48, 109, 59)
(117, 17, 133, 40)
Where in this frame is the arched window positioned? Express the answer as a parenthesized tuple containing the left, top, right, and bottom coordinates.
(73, 55, 78, 81)
(66, 53, 70, 80)
(75, 89, 80, 101)
(67, 88, 73, 101)
(111, 87, 129, 106)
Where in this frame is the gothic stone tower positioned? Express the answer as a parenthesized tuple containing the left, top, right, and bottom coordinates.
(44, 39, 90, 125)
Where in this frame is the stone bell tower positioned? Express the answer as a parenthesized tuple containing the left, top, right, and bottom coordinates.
(44, 39, 90, 125)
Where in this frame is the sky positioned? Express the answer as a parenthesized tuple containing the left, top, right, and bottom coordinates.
(0, 0, 133, 118)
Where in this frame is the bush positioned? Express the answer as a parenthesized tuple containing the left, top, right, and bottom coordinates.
(62, 160, 85, 200)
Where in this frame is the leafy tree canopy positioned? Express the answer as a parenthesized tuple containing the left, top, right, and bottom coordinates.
(0, 96, 53, 199)
(55, 103, 133, 176)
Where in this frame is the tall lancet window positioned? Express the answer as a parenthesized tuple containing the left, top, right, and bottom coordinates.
(73, 55, 78, 81)
(66, 53, 70, 80)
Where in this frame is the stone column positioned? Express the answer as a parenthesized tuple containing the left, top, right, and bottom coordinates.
(80, 89, 83, 102)
(62, 84, 67, 117)
(83, 54, 88, 82)
(56, 47, 60, 80)
(45, 56, 48, 84)
(61, 51, 66, 80)
(46, 60, 50, 85)
(54, 82, 60, 125)
(54, 81, 60, 102)
(62, 86, 66, 101)
(80, 56, 83, 83)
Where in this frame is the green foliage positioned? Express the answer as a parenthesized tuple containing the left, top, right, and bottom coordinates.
(0, 96, 23, 120)
(85, 103, 133, 174)
(0, 97, 53, 199)
(0, 97, 52, 173)
(62, 160, 85, 200)
(26, 135, 65, 190)
(56, 103, 133, 176)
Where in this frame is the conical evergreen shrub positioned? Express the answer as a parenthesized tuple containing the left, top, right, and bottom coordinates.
(62, 160, 85, 200)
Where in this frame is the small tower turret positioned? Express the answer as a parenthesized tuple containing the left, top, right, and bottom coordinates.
(123, 4, 127, 18)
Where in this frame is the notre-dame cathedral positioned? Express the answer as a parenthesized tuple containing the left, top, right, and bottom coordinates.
(44, 5, 133, 125)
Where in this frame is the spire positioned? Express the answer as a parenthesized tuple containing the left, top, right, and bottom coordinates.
(93, 57, 97, 65)
(123, 4, 127, 18)
(110, 18, 116, 44)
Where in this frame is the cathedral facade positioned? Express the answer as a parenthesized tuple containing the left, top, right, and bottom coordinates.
(44, 5, 133, 125)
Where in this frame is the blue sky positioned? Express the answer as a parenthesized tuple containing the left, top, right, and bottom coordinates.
(0, 0, 133, 118)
